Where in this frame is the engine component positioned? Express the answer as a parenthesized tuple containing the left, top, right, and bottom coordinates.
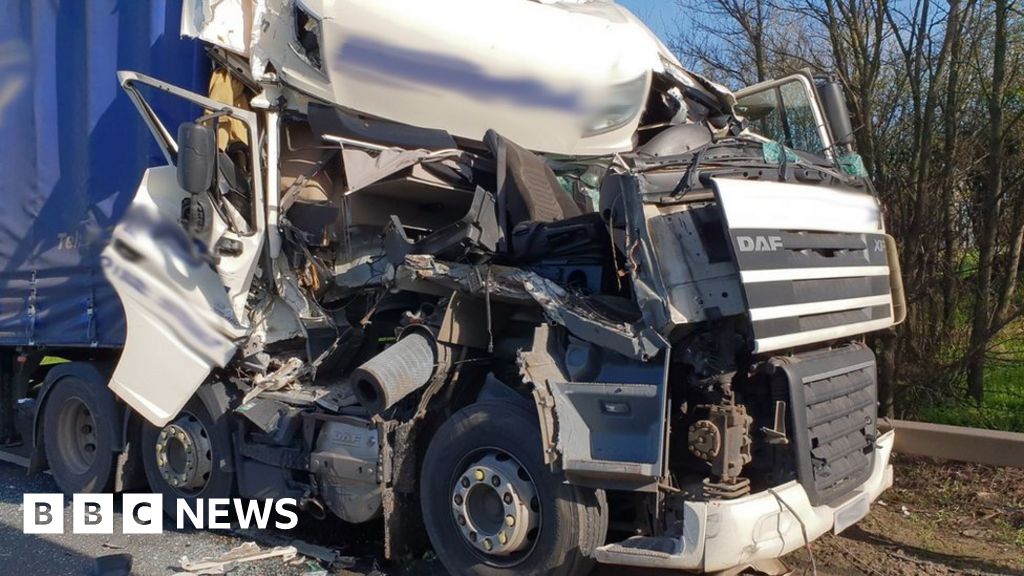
(310, 419, 382, 523)
(687, 419, 721, 461)
(351, 331, 438, 415)
(688, 402, 753, 499)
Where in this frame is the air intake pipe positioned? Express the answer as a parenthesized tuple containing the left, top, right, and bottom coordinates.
(352, 330, 440, 415)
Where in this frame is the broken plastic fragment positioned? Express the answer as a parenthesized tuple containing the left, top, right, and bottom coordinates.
(179, 541, 298, 575)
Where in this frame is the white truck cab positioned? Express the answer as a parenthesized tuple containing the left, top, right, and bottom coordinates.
(99, 2, 902, 574)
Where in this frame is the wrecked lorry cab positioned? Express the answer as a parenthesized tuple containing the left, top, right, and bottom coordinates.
(4, 1, 902, 575)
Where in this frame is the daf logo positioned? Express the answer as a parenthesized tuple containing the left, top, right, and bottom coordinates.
(737, 235, 783, 252)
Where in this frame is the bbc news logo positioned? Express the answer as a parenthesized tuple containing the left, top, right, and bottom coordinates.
(23, 494, 298, 534)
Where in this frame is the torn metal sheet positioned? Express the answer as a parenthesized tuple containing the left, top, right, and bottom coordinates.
(246, 295, 306, 354)
(340, 147, 464, 195)
(395, 255, 663, 360)
(519, 325, 569, 465)
(181, 0, 253, 56)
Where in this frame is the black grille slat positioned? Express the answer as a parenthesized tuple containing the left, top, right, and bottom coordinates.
(805, 390, 874, 428)
(810, 412, 871, 446)
(745, 275, 891, 309)
(811, 433, 869, 462)
(774, 344, 877, 506)
(813, 453, 871, 491)
(814, 451, 868, 482)
(803, 366, 874, 404)
(730, 229, 888, 270)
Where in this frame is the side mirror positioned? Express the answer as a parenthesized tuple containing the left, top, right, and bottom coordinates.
(816, 79, 855, 148)
(176, 122, 217, 194)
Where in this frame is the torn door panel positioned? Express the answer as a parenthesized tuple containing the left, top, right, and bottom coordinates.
(103, 180, 246, 426)
(519, 325, 668, 492)
(108, 72, 266, 426)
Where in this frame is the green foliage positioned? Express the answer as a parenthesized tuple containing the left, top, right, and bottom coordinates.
(916, 337, 1024, 432)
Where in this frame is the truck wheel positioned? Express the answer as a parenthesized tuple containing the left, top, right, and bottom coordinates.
(421, 400, 607, 576)
(140, 384, 235, 514)
(42, 376, 117, 494)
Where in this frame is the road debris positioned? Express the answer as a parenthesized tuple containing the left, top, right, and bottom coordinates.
(95, 553, 133, 576)
(177, 542, 298, 575)
(301, 560, 328, 576)
(230, 527, 355, 568)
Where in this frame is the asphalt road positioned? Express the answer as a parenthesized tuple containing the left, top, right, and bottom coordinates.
(0, 460, 801, 576)
(0, 459, 777, 576)
(0, 460, 680, 576)
(0, 461, 393, 576)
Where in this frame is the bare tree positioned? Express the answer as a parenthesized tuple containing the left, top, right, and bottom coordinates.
(668, 0, 1024, 419)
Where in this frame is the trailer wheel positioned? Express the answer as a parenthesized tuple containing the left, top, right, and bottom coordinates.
(42, 376, 117, 494)
(421, 400, 607, 576)
(140, 383, 235, 514)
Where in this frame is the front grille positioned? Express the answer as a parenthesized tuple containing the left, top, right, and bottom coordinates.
(772, 344, 877, 505)
(729, 228, 894, 353)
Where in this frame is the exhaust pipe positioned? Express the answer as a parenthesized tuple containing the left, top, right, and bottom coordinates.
(352, 331, 438, 415)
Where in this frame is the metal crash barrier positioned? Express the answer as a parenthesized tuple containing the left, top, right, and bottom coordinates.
(881, 419, 1024, 468)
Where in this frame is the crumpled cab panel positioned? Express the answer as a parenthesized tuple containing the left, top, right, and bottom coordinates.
(186, 0, 676, 155)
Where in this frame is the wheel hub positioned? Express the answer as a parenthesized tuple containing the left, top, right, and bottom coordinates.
(57, 398, 98, 475)
(155, 413, 212, 492)
(451, 452, 539, 557)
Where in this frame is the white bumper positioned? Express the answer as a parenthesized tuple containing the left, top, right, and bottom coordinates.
(595, 429, 895, 572)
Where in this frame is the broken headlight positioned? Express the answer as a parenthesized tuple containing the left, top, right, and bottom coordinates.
(293, 1, 324, 71)
(584, 74, 647, 135)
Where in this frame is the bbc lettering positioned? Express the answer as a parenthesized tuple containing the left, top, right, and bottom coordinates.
(23, 494, 298, 534)
(24, 494, 162, 534)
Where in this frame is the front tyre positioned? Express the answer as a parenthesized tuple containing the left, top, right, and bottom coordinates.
(421, 400, 607, 576)
(140, 382, 236, 515)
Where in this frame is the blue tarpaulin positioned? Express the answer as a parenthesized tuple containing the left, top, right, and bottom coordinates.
(0, 0, 209, 347)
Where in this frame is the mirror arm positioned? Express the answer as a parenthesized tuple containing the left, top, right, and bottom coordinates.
(196, 108, 234, 125)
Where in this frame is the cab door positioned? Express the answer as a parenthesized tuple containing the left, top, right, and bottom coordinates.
(103, 71, 265, 426)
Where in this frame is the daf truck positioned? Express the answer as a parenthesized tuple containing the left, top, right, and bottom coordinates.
(0, 1, 905, 574)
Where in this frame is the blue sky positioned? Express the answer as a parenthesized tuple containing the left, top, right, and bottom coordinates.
(616, 0, 678, 43)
